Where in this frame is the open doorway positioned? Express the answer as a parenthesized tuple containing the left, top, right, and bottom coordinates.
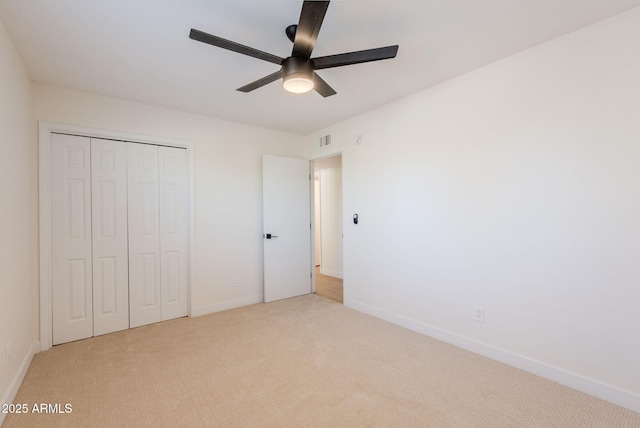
(313, 154, 343, 303)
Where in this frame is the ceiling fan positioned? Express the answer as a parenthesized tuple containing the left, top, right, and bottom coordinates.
(189, 0, 399, 97)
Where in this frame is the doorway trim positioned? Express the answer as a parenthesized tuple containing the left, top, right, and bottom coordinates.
(38, 122, 196, 351)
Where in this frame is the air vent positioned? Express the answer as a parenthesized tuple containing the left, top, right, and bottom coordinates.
(319, 134, 332, 147)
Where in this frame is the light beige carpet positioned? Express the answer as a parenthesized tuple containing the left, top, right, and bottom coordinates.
(3, 294, 639, 427)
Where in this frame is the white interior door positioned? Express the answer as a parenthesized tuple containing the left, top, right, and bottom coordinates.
(91, 138, 129, 336)
(127, 143, 162, 328)
(158, 146, 189, 320)
(51, 134, 93, 345)
(263, 155, 311, 302)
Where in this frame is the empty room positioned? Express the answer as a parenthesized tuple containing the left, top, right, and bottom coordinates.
(1, 0, 639, 426)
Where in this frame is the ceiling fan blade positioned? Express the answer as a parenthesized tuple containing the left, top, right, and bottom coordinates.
(313, 45, 399, 70)
(292, 1, 330, 59)
(190, 29, 283, 65)
(236, 70, 283, 93)
(313, 72, 337, 97)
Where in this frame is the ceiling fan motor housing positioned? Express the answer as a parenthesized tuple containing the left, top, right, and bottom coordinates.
(283, 56, 314, 78)
(282, 57, 315, 93)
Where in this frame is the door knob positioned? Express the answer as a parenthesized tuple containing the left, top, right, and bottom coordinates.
(264, 233, 278, 239)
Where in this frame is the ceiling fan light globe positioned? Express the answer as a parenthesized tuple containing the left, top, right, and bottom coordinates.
(283, 74, 314, 93)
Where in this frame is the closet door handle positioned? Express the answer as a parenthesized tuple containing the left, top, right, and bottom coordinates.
(263, 233, 278, 239)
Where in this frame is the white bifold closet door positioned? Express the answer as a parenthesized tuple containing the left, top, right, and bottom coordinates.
(51, 134, 94, 345)
(127, 143, 188, 328)
(157, 146, 189, 321)
(51, 135, 188, 344)
(91, 138, 129, 336)
(51, 135, 129, 345)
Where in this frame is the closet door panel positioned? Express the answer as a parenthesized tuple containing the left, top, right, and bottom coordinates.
(128, 143, 162, 328)
(91, 138, 129, 336)
(51, 134, 93, 345)
(159, 147, 189, 320)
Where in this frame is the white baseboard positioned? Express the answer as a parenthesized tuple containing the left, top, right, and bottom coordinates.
(344, 298, 640, 414)
(0, 341, 39, 426)
(191, 294, 263, 317)
(319, 268, 343, 279)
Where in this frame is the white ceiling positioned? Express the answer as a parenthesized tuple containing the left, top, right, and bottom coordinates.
(1, 0, 639, 135)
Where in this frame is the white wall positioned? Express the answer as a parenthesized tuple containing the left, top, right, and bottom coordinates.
(318, 166, 343, 278)
(306, 8, 640, 412)
(33, 84, 305, 317)
(0, 16, 38, 421)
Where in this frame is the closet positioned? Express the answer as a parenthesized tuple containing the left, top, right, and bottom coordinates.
(50, 133, 188, 345)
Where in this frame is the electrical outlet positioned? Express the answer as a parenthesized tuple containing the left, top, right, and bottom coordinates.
(233, 275, 240, 287)
(473, 306, 485, 323)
